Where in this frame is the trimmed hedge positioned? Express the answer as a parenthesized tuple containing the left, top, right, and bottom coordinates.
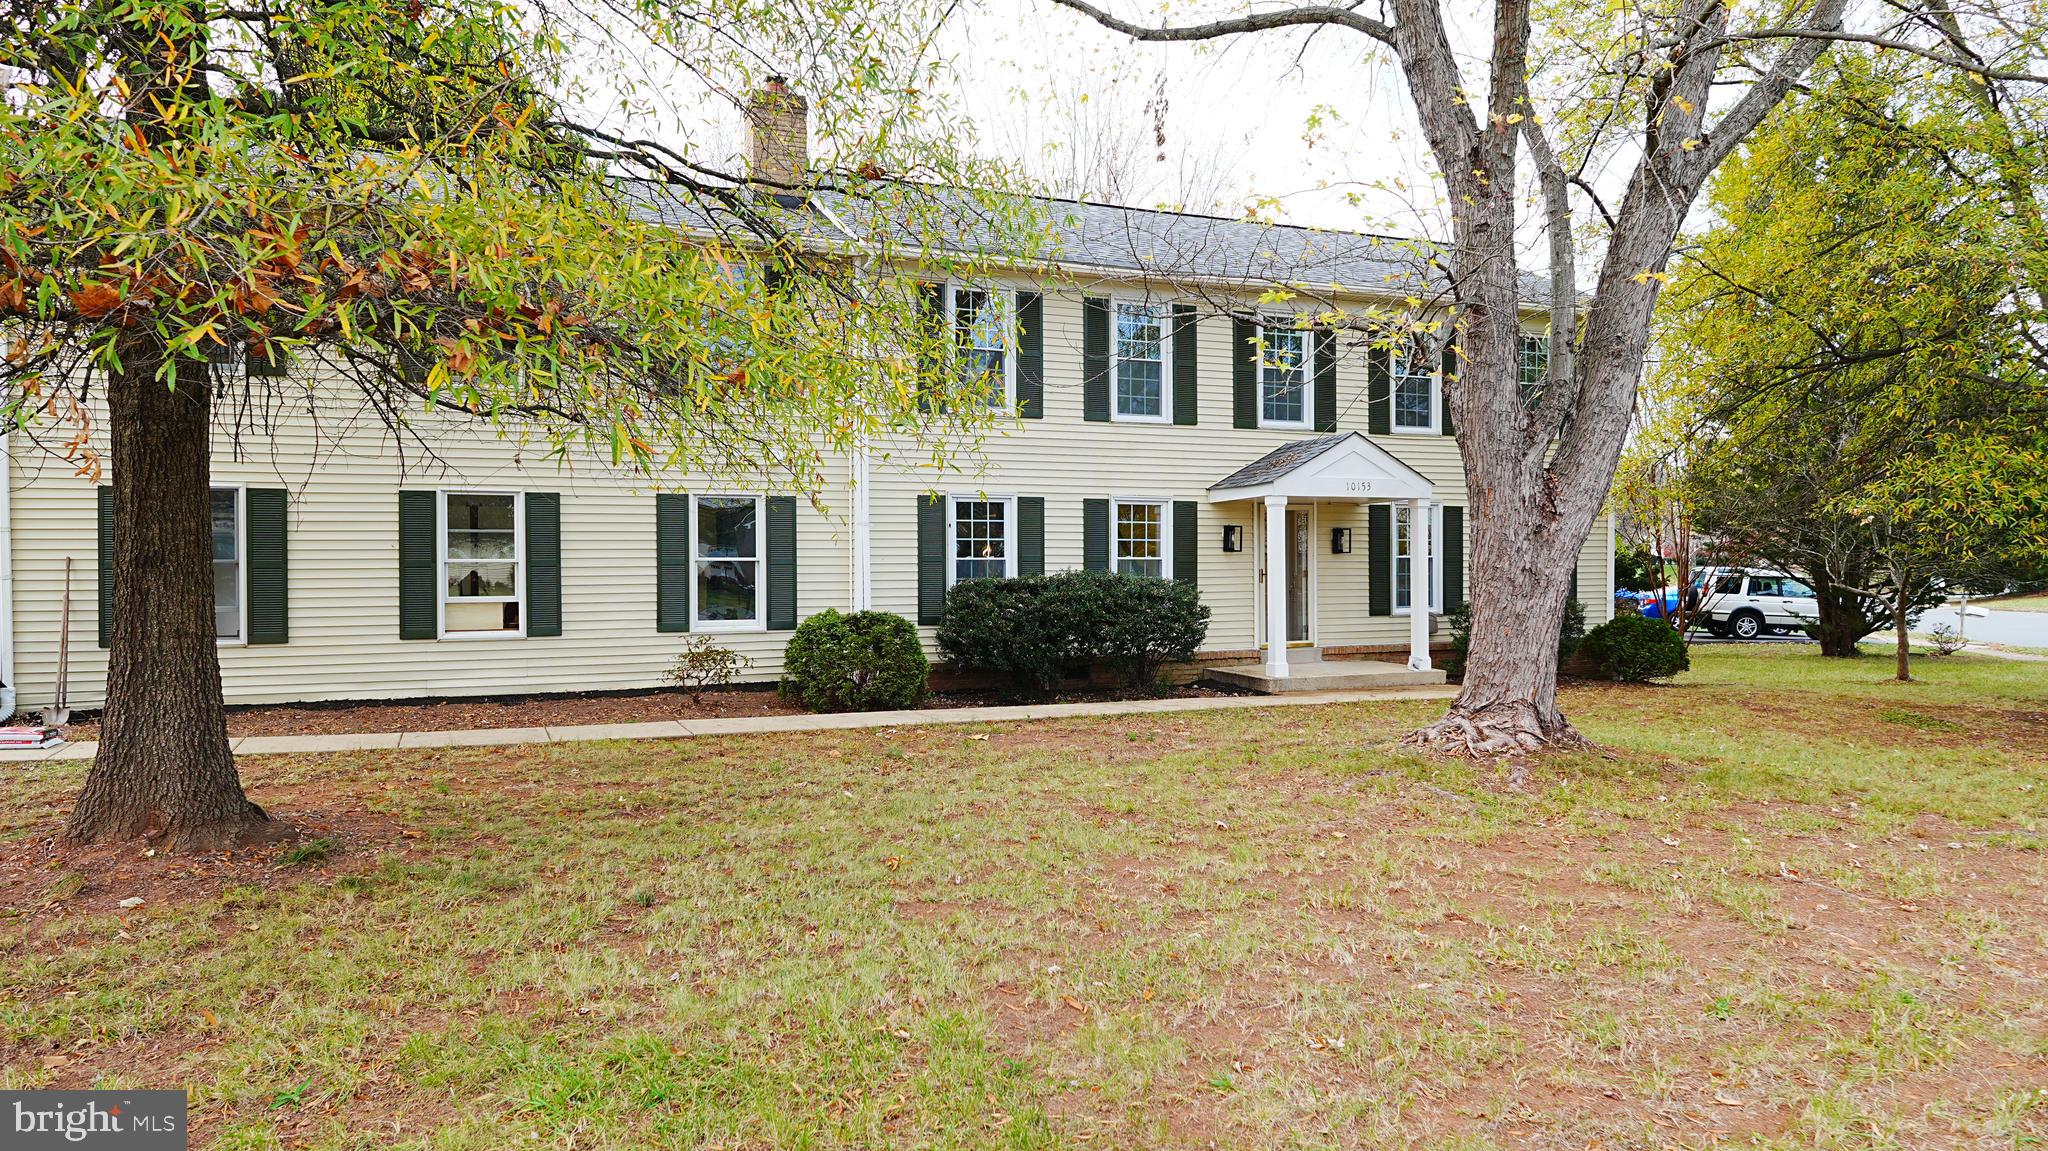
(936, 570, 1210, 699)
(780, 609, 930, 712)
(1579, 613, 1690, 682)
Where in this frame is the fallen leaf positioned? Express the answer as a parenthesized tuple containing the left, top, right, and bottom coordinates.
(1061, 995, 1085, 1013)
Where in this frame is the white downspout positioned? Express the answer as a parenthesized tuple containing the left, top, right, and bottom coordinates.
(0, 434, 16, 720)
(850, 431, 873, 611)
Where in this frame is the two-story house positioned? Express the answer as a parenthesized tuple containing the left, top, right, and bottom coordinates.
(0, 87, 1614, 715)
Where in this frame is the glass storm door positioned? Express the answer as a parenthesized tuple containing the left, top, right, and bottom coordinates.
(1286, 508, 1312, 642)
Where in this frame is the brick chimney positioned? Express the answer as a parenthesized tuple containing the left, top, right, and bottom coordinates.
(745, 76, 809, 187)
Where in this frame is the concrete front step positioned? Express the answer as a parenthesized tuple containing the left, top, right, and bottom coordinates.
(1206, 659, 1448, 694)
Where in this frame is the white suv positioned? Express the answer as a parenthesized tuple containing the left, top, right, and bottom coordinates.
(1698, 569, 1818, 639)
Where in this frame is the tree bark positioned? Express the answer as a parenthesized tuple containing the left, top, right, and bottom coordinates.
(1893, 573, 1913, 682)
(1809, 578, 1872, 657)
(63, 336, 269, 851)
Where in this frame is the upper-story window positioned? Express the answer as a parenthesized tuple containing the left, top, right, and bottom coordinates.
(952, 287, 1011, 410)
(1258, 319, 1311, 429)
(1518, 333, 1550, 406)
(1114, 301, 1168, 421)
(1393, 335, 1438, 432)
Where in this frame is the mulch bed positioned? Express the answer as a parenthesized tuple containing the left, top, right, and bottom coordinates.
(34, 681, 1244, 742)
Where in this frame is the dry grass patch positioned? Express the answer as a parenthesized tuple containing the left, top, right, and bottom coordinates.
(2, 647, 2044, 1149)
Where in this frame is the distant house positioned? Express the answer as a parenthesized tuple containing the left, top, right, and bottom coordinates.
(0, 85, 1613, 713)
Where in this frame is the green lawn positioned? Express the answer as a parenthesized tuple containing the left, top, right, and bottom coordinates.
(1984, 592, 2048, 612)
(4, 646, 2045, 1149)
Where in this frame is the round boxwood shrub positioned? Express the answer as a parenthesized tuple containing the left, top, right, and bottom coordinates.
(780, 609, 930, 712)
(1579, 612, 1690, 682)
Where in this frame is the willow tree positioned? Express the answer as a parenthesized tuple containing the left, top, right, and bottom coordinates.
(2, 0, 1045, 849)
(1050, 0, 2048, 753)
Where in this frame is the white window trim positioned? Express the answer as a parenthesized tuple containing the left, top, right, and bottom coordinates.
(212, 483, 247, 648)
(1391, 503, 1444, 616)
(691, 493, 767, 634)
(947, 284, 1015, 412)
(945, 493, 1018, 587)
(1256, 315, 1314, 431)
(437, 488, 526, 641)
(1391, 337, 1441, 435)
(1111, 496, 1174, 580)
(1110, 299, 1172, 424)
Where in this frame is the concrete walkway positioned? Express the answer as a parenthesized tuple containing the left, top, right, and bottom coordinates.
(2, 685, 1458, 763)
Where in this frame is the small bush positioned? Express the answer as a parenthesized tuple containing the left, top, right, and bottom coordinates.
(1443, 595, 1586, 678)
(1924, 622, 1967, 657)
(1579, 613, 1690, 682)
(937, 570, 1211, 698)
(780, 609, 930, 712)
(663, 635, 751, 702)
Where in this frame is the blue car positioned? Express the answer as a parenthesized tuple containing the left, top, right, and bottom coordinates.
(1632, 588, 1683, 619)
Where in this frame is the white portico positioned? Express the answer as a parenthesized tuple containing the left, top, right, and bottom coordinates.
(1204, 432, 1448, 693)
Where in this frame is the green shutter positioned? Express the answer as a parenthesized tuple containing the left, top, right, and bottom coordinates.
(1233, 317, 1257, 428)
(1368, 503, 1392, 617)
(1441, 338, 1458, 437)
(916, 281, 945, 412)
(1172, 304, 1198, 426)
(246, 488, 289, 644)
(1570, 566, 1580, 602)
(1172, 500, 1198, 588)
(398, 490, 438, 639)
(1314, 329, 1337, 432)
(766, 495, 797, 630)
(96, 486, 113, 648)
(1082, 498, 1109, 572)
(1082, 296, 1110, 422)
(1443, 505, 1465, 612)
(1367, 343, 1391, 436)
(917, 494, 946, 625)
(1018, 496, 1045, 577)
(1015, 291, 1044, 419)
(246, 343, 289, 377)
(525, 492, 562, 637)
(656, 493, 691, 632)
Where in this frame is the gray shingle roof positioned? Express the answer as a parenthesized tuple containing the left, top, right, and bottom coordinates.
(1210, 432, 1355, 491)
(617, 179, 1557, 304)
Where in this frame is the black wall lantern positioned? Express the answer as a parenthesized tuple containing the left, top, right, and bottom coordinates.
(1221, 525, 1243, 553)
(1331, 527, 1353, 555)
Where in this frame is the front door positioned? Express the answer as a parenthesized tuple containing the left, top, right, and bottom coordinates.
(1286, 508, 1313, 642)
(1257, 507, 1316, 647)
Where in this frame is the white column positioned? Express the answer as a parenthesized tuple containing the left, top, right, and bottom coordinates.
(1263, 495, 1290, 679)
(1408, 497, 1433, 671)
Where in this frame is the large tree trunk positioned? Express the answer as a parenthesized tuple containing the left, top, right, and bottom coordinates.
(64, 336, 268, 851)
(1809, 579, 1871, 657)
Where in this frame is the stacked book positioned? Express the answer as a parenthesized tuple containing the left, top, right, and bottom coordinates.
(0, 725, 65, 750)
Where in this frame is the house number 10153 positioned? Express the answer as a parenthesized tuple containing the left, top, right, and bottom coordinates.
(1345, 480, 1376, 493)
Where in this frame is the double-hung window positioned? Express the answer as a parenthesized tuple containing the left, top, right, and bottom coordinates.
(1393, 336, 1438, 432)
(211, 486, 245, 643)
(1393, 504, 1442, 613)
(1518, 333, 1550, 406)
(949, 495, 1014, 584)
(694, 495, 764, 629)
(1258, 318, 1311, 428)
(953, 287, 1011, 410)
(1113, 302, 1168, 421)
(442, 492, 523, 636)
(1114, 499, 1170, 579)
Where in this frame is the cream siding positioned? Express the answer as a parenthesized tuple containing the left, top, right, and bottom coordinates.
(7, 273, 1612, 711)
